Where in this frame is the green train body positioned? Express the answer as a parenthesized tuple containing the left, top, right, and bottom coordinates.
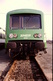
(5, 9, 47, 58)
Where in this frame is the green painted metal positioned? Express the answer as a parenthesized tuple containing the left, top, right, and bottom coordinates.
(7, 9, 43, 15)
(5, 9, 46, 48)
(7, 29, 44, 40)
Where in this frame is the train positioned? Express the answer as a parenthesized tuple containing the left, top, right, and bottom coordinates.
(5, 9, 47, 58)
(0, 33, 5, 50)
(0, 33, 5, 39)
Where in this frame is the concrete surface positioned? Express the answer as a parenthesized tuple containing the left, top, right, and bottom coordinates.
(35, 43, 52, 81)
(0, 39, 5, 43)
(0, 49, 10, 77)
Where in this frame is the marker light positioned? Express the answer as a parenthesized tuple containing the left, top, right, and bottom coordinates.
(13, 34, 17, 38)
(34, 34, 38, 38)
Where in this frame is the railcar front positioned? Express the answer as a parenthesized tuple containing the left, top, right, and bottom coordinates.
(5, 9, 47, 58)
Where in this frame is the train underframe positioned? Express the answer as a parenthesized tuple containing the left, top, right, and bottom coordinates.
(6, 40, 47, 58)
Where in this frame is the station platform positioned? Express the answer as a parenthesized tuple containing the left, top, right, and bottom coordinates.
(35, 43, 52, 81)
(0, 39, 5, 43)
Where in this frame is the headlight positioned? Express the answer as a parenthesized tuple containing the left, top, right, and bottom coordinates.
(34, 33, 42, 38)
(38, 34, 42, 38)
(9, 33, 13, 38)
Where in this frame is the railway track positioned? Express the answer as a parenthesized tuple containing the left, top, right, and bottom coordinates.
(3, 56, 48, 81)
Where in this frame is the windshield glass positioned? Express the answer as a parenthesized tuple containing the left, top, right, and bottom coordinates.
(10, 14, 41, 29)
